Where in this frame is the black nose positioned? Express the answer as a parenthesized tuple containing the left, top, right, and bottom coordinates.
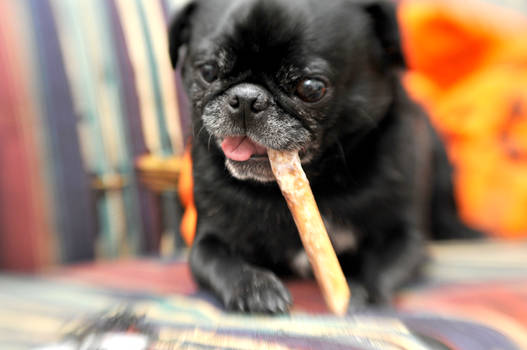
(227, 84, 270, 114)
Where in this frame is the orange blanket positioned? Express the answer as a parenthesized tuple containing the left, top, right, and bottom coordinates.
(400, 0, 527, 238)
(179, 0, 527, 244)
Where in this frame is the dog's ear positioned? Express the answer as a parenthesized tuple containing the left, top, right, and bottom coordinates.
(362, 1, 406, 68)
(168, 1, 197, 68)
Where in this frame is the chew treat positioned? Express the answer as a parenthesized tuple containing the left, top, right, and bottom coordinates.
(268, 149, 350, 315)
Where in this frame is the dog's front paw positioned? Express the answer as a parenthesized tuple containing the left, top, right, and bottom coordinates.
(224, 267, 292, 314)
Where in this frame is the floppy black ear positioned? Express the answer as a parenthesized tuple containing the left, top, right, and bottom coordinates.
(362, 1, 406, 68)
(168, 1, 197, 68)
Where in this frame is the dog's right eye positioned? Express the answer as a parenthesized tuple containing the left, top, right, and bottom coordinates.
(199, 64, 219, 83)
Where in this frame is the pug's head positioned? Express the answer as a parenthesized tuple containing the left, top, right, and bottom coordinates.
(169, 0, 405, 182)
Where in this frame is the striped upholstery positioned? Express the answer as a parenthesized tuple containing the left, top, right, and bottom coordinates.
(0, 0, 188, 271)
(1, 241, 526, 349)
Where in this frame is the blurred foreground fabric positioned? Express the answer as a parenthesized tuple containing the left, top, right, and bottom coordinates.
(1, 241, 526, 349)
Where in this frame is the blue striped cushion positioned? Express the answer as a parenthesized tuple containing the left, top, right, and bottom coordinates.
(0, 0, 188, 268)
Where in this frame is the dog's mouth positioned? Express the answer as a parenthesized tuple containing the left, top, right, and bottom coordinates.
(219, 135, 312, 182)
(221, 136, 268, 162)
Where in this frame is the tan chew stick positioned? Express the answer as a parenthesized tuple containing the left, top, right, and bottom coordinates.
(268, 149, 350, 315)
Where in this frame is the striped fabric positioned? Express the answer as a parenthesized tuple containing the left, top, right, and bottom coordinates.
(1, 241, 526, 349)
(0, 276, 434, 349)
(0, 0, 189, 270)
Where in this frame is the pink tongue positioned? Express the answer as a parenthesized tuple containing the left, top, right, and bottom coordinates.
(221, 136, 267, 162)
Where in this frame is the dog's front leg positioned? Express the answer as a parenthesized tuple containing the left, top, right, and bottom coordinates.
(189, 234, 292, 314)
(361, 227, 426, 305)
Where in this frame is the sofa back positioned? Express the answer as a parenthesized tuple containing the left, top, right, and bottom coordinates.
(0, 0, 188, 270)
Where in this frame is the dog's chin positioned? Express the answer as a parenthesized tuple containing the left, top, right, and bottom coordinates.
(225, 157, 276, 183)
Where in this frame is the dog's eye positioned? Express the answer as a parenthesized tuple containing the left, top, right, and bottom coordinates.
(200, 64, 219, 83)
(296, 78, 327, 102)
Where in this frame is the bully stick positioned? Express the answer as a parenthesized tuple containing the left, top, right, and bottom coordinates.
(268, 149, 350, 315)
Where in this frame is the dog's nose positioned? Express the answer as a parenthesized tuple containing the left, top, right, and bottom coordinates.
(227, 84, 270, 114)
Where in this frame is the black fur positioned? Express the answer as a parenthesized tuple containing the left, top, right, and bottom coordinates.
(169, 0, 480, 314)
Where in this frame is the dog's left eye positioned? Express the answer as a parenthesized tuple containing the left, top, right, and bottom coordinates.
(200, 64, 219, 83)
(296, 78, 327, 102)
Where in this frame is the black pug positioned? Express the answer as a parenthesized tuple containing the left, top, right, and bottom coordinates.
(168, 0, 480, 314)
